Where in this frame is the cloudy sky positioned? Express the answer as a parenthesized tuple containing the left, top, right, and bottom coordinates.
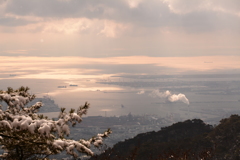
(0, 0, 239, 56)
(0, 0, 240, 80)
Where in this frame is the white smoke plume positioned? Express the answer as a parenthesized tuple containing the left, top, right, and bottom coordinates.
(150, 89, 190, 105)
(137, 90, 145, 95)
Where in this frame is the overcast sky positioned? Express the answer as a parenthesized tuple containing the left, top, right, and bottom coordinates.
(0, 0, 239, 57)
(0, 0, 240, 82)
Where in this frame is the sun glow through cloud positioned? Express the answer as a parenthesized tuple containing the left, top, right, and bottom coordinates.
(1, 55, 240, 80)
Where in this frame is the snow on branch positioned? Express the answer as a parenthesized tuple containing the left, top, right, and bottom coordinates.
(0, 86, 111, 159)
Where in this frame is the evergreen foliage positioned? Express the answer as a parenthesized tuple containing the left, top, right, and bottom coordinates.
(0, 86, 111, 160)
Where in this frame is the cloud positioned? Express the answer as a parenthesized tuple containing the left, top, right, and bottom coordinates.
(4, 0, 123, 18)
(168, 93, 189, 105)
(137, 90, 145, 94)
(0, 0, 239, 33)
(126, 0, 143, 9)
(1, 55, 240, 80)
(164, 0, 240, 16)
(0, 17, 34, 27)
(0, 16, 130, 38)
(98, 20, 130, 38)
(3, 49, 28, 54)
(150, 89, 190, 105)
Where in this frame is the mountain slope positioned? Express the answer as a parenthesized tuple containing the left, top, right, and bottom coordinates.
(91, 115, 240, 160)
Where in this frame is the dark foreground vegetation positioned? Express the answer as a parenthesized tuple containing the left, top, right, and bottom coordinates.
(91, 115, 240, 160)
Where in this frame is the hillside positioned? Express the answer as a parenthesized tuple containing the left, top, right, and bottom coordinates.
(91, 115, 240, 160)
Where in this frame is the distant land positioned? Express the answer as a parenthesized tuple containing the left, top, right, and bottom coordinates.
(27, 95, 60, 112)
(0, 95, 60, 113)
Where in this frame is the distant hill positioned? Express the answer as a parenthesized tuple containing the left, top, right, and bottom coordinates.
(0, 95, 60, 113)
(27, 96, 60, 112)
(91, 115, 240, 160)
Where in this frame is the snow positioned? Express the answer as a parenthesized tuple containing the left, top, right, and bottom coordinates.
(20, 117, 32, 130)
(0, 88, 111, 158)
(38, 123, 52, 137)
(28, 122, 37, 134)
(0, 120, 11, 129)
(62, 124, 70, 136)
(93, 140, 103, 146)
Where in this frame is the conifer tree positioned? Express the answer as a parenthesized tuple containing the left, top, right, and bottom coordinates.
(0, 86, 111, 160)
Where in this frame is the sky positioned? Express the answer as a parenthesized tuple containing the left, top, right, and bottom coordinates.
(0, 0, 240, 116)
(0, 0, 240, 58)
(0, 0, 240, 82)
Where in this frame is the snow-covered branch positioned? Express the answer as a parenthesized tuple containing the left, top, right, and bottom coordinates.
(0, 86, 111, 159)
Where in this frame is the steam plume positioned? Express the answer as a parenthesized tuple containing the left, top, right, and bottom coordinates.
(150, 89, 190, 105)
(137, 90, 145, 95)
